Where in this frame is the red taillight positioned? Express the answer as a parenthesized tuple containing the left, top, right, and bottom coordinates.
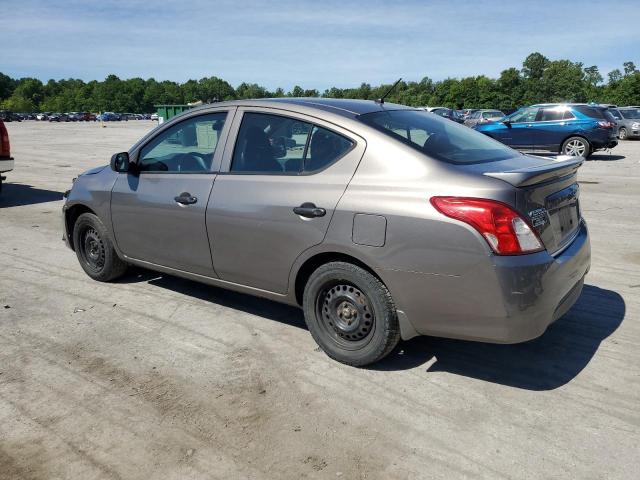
(597, 121, 614, 129)
(430, 197, 544, 255)
(0, 122, 9, 158)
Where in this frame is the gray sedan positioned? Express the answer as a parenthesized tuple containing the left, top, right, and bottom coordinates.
(62, 98, 590, 366)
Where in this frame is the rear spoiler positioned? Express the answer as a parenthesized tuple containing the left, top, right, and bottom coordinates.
(483, 156, 584, 187)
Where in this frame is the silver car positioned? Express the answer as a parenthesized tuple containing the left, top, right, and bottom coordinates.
(609, 107, 640, 140)
(464, 109, 505, 128)
(62, 99, 590, 366)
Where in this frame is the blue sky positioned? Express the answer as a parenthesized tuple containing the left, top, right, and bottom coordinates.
(1, 0, 638, 90)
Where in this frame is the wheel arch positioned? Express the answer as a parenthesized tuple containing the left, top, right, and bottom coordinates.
(64, 203, 97, 250)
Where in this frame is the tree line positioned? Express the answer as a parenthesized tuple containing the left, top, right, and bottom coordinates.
(1, 53, 638, 113)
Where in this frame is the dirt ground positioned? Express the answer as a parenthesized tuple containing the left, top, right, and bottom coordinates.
(1, 120, 639, 479)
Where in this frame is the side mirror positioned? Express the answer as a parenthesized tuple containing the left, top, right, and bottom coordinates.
(110, 152, 130, 172)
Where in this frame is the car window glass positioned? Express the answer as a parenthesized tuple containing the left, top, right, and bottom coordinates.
(608, 109, 623, 120)
(563, 111, 576, 120)
(620, 109, 640, 119)
(231, 113, 311, 173)
(509, 107, 538, 123)
(230, 112, 353, 174)
(539, 108, 564, 121)
(360, 109, 517, 165)
(573, 106, 606, 119)
(305, 126, 353, 172)
(139, 112, 227, 172)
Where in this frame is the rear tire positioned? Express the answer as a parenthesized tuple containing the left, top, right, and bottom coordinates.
(73, 213, 127, 282)
(619, 128, 628, 140)
(303, 262, 400, 367)
(562, 136, 590, 157)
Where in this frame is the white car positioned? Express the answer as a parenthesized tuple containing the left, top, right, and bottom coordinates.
(150, 113, 159, 121)
(36, 113, 48, 121)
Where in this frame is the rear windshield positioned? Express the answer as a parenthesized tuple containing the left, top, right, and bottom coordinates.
(358, 109, 517, 164)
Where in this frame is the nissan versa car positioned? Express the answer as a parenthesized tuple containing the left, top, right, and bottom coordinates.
(62, 99, 590, 366)
(474, 103, 617, 157)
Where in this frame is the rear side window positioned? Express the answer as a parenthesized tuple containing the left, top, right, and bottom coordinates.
(359, 109, 517, 165)
(538, 108, 564, 122)
(574, 106, 607, 119)
(231, 112, 353, 174)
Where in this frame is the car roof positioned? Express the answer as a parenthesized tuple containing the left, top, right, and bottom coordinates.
(531, 103, 607, 108)
(187, 97, 413, 119)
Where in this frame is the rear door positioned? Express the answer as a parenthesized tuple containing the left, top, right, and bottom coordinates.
(207, 108, 365, 293)
(110, 109, 232, 276)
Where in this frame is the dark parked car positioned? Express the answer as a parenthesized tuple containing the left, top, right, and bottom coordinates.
(49, 113, 70, 122)
(63, 98, 590, 366)
(464, 109, 505, 128)
(427, 107, 465, 123)
(608, 107, 640, 140)
(474, 103, 617, 157)
(0, 110, 21, 122)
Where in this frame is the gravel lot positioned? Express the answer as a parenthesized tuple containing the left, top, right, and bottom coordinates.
(1, 121, 639, 479)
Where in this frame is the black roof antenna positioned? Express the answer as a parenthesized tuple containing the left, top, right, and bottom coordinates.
(375, 78, 402, 104)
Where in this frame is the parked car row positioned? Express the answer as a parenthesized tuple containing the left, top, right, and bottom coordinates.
(426, 103, 635, 157)
(12, 112, 156, 121)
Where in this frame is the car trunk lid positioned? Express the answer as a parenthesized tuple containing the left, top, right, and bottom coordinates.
(483, 155, 584, 255)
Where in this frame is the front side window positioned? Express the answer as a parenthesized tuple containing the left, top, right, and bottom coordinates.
(620, 108, 640, 119)
(359, 109, 517, 165)
(509, 107, 539, 123)
(231, 112, 353, 174)
(138, 112, 227, 172)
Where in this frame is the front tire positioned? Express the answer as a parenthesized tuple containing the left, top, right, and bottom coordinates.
(73, 213, 127, 281)
(303, 262, 400, 367)
(619, 128, 628, 140)
(562, 136, 590, 157)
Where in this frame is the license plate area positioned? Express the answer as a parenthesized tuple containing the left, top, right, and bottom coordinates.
(546, 183, 580, 248)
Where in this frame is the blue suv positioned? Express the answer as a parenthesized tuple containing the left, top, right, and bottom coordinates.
(474, 103, 618, 157)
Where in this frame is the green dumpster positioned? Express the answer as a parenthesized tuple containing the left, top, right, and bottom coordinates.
(155, 105, 193, 123)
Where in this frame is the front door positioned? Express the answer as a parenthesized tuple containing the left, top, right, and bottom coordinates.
(496, 107, 539, 149)
(111, 110, 231, 276)
(207, 109, 364, 293)
(530, 106, 574, 153)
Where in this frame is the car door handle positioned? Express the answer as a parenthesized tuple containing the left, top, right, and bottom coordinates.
(174, 192, 198, 205)
(293, 202, 326, 218)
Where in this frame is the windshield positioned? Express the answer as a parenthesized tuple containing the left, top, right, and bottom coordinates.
(359, 109, 518, 164)
(608, 109, 623, 120)
(620, 109, 640, 119)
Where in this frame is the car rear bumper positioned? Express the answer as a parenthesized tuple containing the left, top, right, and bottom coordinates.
(383, 222, 591, 343)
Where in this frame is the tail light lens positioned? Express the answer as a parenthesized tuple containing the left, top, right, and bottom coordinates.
(430, 197, 544, 255)
(0, 122, 9, 158)
(597, 121, 614, 129)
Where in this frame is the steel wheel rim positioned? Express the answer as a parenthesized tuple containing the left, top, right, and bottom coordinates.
(80, 227, 105, 272)
(565, 140, 587, 156)
(316, 282, 375, 350)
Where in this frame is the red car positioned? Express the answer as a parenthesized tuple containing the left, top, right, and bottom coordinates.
(0, 120, 13, 194)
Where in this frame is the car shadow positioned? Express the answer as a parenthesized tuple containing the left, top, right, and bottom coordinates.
(372, 285, 625, 390)
(0, 183, 64, 207)
(587, 153, 625, 161)
(116, 268, 307, 330)
(117, 270, 624, 390)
